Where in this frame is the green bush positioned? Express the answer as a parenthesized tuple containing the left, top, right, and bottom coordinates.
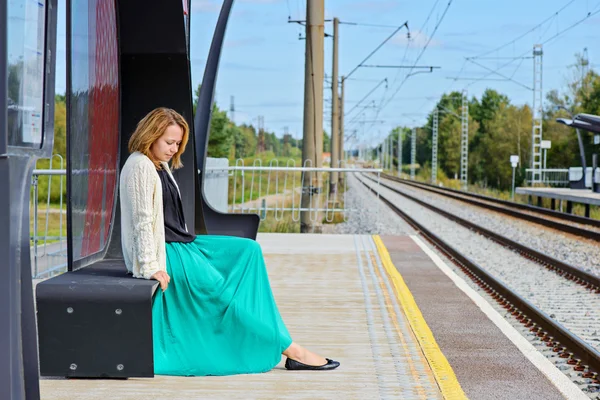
(31, 158, 67, 205)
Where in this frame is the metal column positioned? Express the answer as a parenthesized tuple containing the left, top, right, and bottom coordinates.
(531, 44, 544, 184)
(388, 135, 392, 171)
(329, 17, 339, 194)
(460, 90, 469, 189)
(432, 108, 439, 184)
(410, 127, 416, 180)
(397, 131, 402, 177)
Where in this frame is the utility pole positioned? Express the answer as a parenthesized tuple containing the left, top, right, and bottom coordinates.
(300, 0, 324, 233)
(582, 47, 590, 97)
(230, 95, 235, 124)
(432, 107, 439, 184)
(386, 138, 391, 170)
(410, 127, 416, 180)
(388, 135, 394, 172)
(330, 17, 340, 195)
(397, 131, 402, 177)
(531, 44, 543, 184)
(339, 76, 345, 184)
(257, 116, 265, 153)
(460, 90, 469, 189)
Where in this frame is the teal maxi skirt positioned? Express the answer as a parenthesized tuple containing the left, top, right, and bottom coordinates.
(151, 235, 293, 376)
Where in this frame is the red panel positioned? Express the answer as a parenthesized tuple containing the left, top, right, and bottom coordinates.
(80, 0, 119, 257)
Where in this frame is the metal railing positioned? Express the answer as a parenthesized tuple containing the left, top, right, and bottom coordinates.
(228, 159, 380, 223)
(525, 168, 569, 187)
(30, 158, 382, 278)
(31, 155, 67, 279)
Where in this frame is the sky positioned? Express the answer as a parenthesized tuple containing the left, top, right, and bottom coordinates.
(54, 0, 600, 149)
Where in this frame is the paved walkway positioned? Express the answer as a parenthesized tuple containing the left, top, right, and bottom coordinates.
(39, 234, 449, 399)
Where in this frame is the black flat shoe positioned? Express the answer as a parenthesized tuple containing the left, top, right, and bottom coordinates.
(285, 357, 340, 371)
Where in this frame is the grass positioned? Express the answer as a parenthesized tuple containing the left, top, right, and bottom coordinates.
(229, 170, 304, 205)
(253, 188, 349, 233)
(228, 156, 304, 205)
(258, 213, 301, 233)
(29, 204, 67, 244)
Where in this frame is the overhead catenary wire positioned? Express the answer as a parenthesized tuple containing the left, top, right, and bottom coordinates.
(390, 0, 441, 87)
(345, 78, 388, 117)
(347, 0, 455, 139)
(380, 0, 454, 113)
(445, 0, 589, 95)
(458, 5, 600, 91)
(466, 58, 533, 91)
(339, 21, 404, 29)
(469, 0, 577, 60)
(539, 5, 600, 47)
(343, 22, 409, 81)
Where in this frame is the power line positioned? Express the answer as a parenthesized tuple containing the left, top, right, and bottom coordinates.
(540, 5, 600, 46)
(471, 57, 533, 60)
(345, 77, 388, 82)
(466, 58, 532, 90)
(339, 21, 402, 29)
(390, 0, 441, 87)
(345, 78, 388, 117)
(343, 21, 409, 80)
(458, 5, 600, 90)
(380, 0, 454, 112)
(469, 0, 576, 60)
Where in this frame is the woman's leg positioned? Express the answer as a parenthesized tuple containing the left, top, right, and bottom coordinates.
(283, 342, 327, 366)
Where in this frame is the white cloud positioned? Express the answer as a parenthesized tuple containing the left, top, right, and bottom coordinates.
(393, 29, 442, 48)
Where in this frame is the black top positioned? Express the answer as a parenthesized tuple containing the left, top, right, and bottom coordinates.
(157, 168, 195, 243)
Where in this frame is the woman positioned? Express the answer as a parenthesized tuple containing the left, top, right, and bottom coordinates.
(119, 107, 339, 376)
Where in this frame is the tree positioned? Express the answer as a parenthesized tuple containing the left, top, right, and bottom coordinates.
(323, 130, 331, 153)
(193, 83, 234, 158)
(53, 96, 67, 158)
(206, 105, 234, 158)
(471, 104, 530, 189)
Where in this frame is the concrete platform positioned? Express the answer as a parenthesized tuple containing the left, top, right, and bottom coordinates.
(39, 234, 447, 399)
(381, 235, 586, 400)
(38, 233, 586, 399)
(516, 187, 600, 206)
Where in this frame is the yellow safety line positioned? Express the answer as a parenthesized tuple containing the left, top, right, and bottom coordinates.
(370, 252, 428, 398)
(373, 235, 468, 400)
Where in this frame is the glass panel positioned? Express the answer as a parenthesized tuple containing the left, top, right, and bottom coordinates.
(7, 0, 46, 148)
(69, 0, 119, 262)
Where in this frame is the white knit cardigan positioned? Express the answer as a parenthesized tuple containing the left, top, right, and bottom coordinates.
(119, 151, 182, 279)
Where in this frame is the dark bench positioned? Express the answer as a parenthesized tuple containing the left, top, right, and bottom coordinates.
(36, 260, 159, 378)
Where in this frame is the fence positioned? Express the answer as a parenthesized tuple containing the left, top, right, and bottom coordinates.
(525, 168, 569, 187)
(30, 158, 382, 278)
(227, 159, 378, 224)
(31, 155, 67, 279)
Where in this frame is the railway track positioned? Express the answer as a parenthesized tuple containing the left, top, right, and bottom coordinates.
(356, 173, 600, 385)
(379, 173, 600, 242)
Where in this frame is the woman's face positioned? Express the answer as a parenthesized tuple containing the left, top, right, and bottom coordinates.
(150, 124, 183, 163)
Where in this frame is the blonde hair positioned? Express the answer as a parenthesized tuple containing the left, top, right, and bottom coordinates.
(128, 107, 190, 170)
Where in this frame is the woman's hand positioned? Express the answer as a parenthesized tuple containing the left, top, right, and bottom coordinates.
(151, 270, 171, 291)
